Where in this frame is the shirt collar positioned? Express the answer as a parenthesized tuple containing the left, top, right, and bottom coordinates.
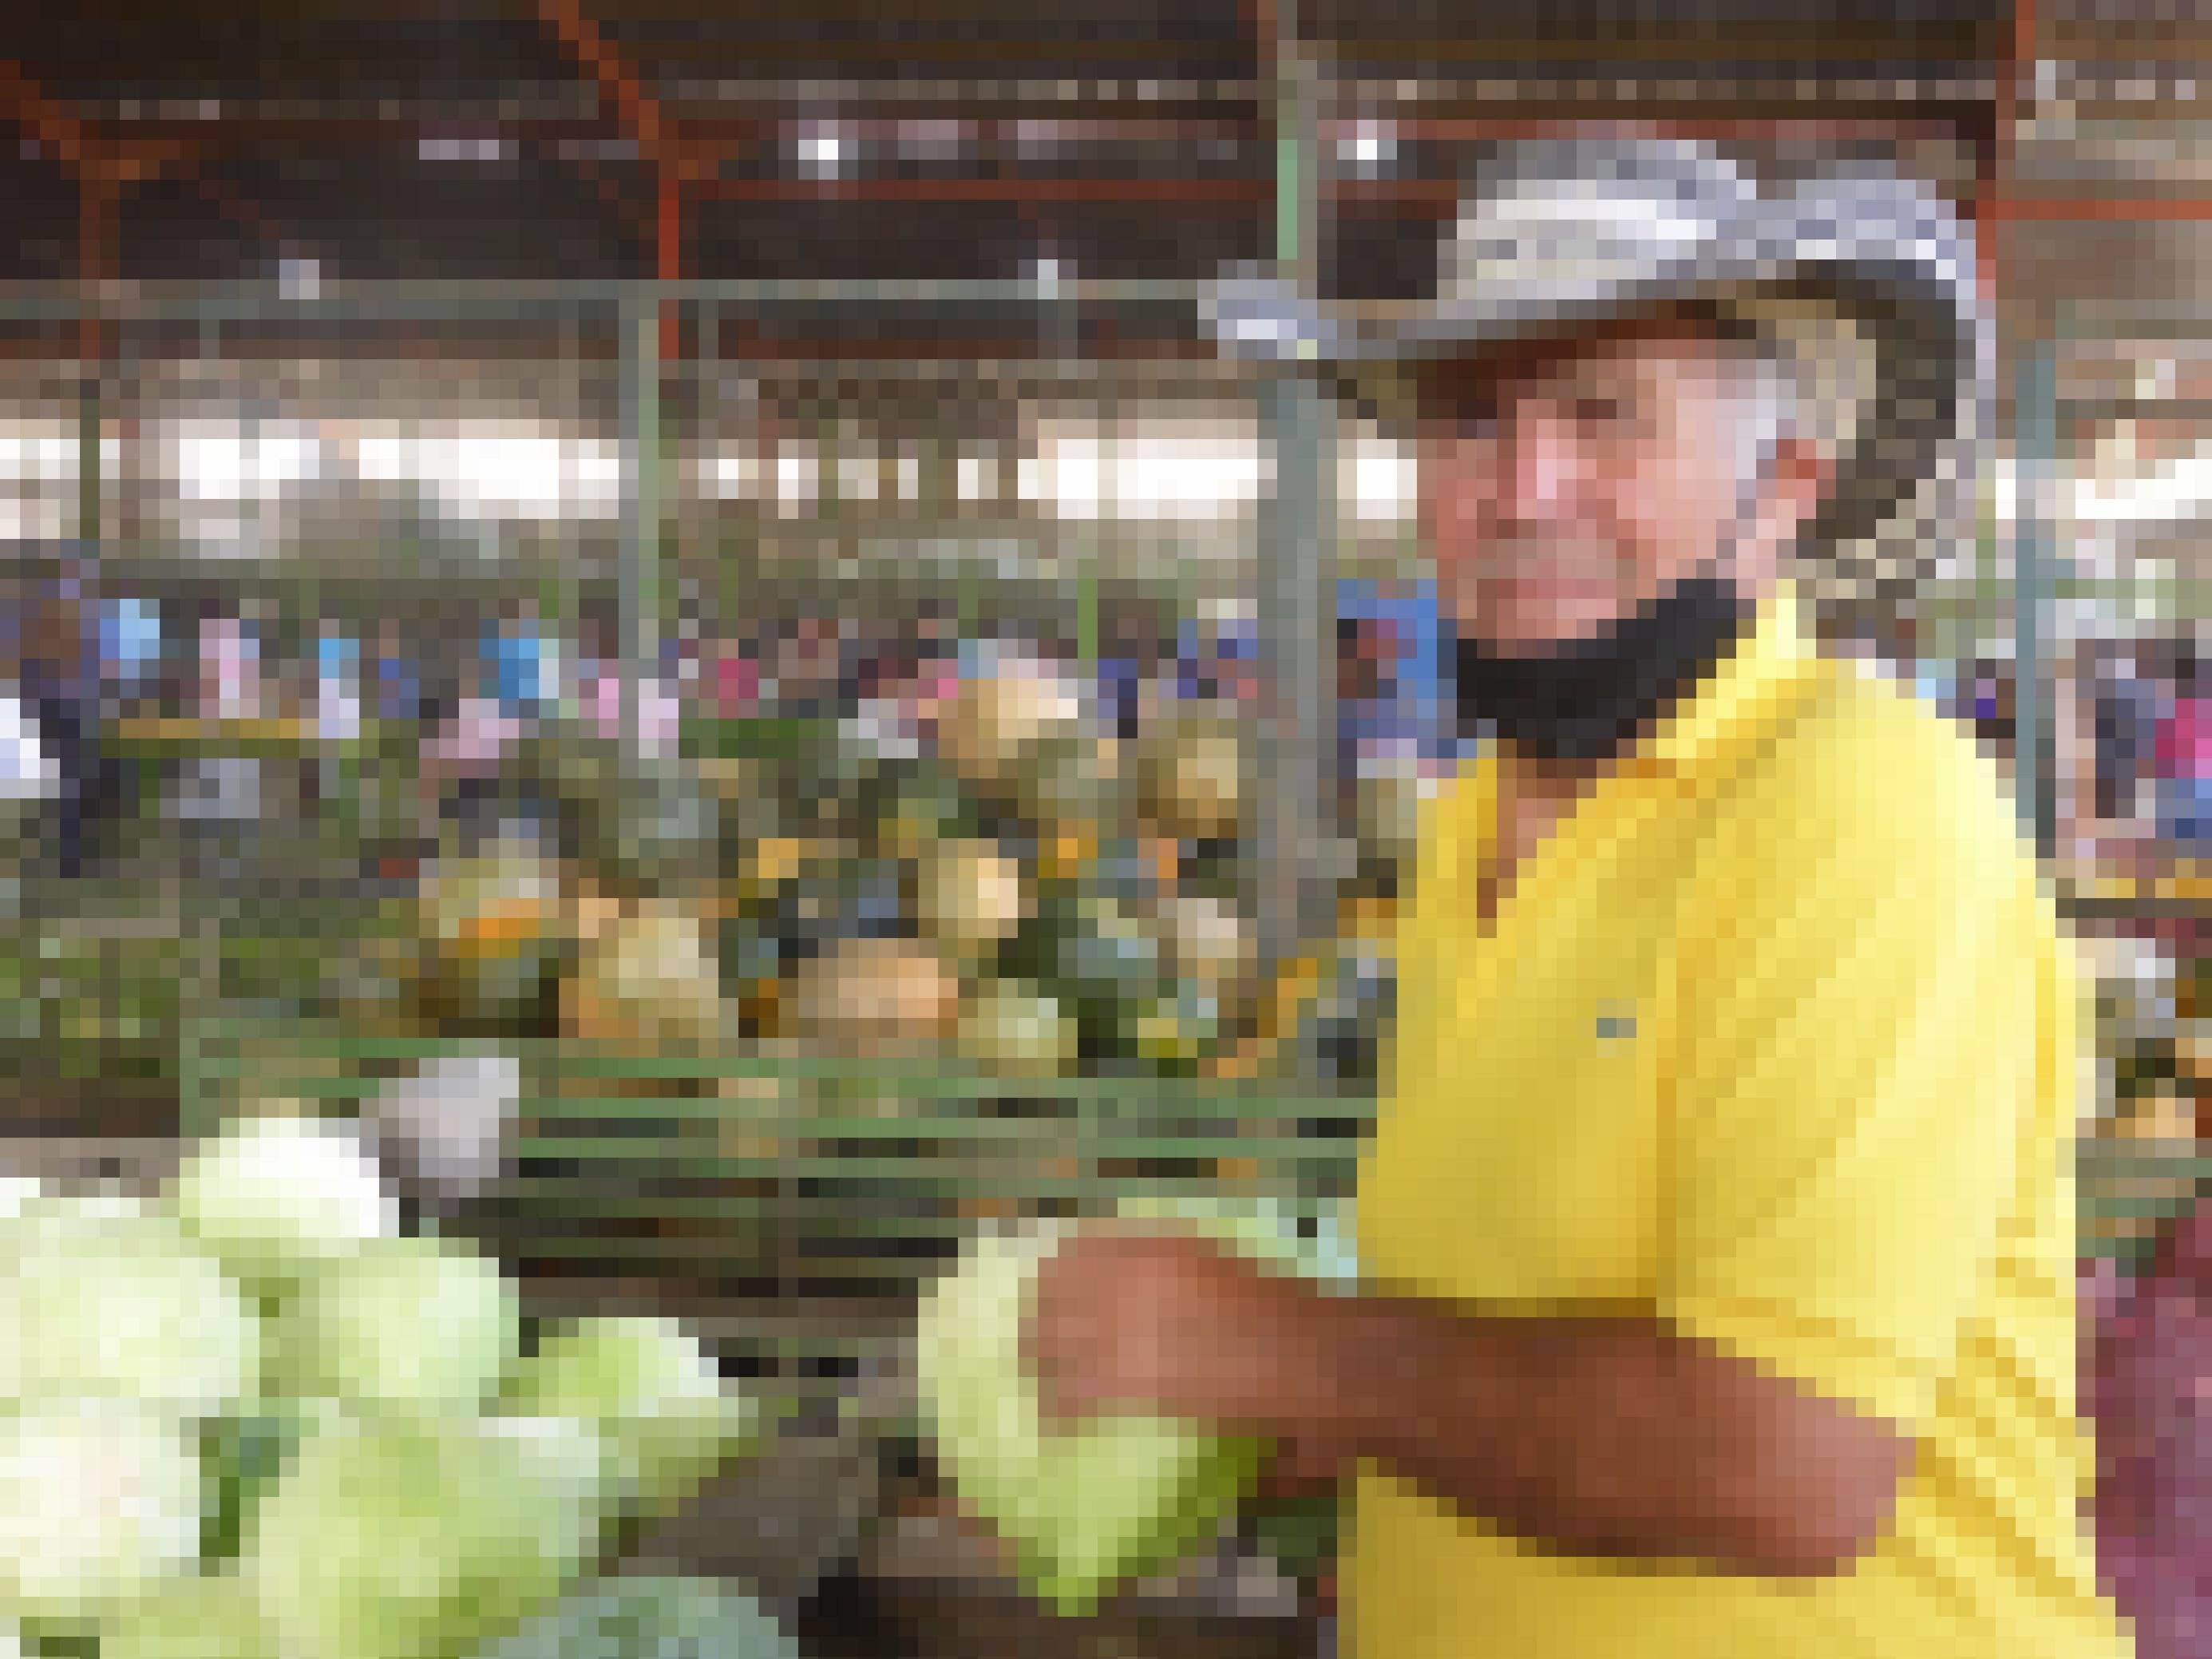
(1444, 574, 1824, 814)
(1634, 573, 1822, 782)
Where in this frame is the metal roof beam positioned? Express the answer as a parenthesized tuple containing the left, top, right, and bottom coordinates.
(533, 0, 708, 179)
(0, 59, 202, 187)
(0, 57, 103, 175)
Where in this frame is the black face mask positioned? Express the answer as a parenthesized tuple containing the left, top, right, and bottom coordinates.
(1451, 574, 1760, 766)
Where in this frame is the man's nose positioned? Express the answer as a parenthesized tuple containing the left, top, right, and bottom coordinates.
(1493, 413, 1577, 527)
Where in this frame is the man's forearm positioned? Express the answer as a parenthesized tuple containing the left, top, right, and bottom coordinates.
(1227, 1284, 1908, 1578)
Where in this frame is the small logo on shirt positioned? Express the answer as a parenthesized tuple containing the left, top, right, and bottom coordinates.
(1595, 1001, 1636, 1042)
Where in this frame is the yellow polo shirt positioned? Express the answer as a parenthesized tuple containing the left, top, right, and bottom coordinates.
(1346, 577, 2131, 1658)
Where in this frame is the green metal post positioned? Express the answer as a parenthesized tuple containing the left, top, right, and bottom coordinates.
(539, 303, 579, 694)
(1253, 26, 1338, 988)
(2015, 338, 2057, 859)
(1078, 564, 1099, 675)
(78, 370, 101, 551)
(1077, 314, 1102, 674)
(623, 291, 662, 758)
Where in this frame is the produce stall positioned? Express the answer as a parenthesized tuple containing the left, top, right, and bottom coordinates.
(10, 1, 2212, 1649)
(0, 254, 1419, 1655)
(0, 1115, 782, 1659)
(0, 267, 2186, 1653)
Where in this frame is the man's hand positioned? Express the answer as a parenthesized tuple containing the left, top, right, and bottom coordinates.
(1019, 1219, 1302, 1438)
(1253, 1428, 1350, 1500)
(1018, 1218, 1911, 1577)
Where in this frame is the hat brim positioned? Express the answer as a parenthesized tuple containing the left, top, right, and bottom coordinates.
(1201, 176, 1989, 551)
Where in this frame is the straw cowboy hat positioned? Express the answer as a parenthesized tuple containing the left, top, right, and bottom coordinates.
(1201, 136, 1992, 552)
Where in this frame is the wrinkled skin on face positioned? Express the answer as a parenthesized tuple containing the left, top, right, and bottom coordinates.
(1415, 315, 1828, 661)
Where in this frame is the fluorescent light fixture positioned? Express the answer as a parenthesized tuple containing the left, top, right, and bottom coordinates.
(898, 121, 965, 160)
(1027, 419, 1267, 521)
(1344, 438, 1415, 521)
(168, 418, 324, 501)
(278, 258, 320, 300)
(956, 453, 996, 502)
(418, 137, 512, 163)
(1994, 443, 2212, 532)
(0, 424, 114, 482)
(1337, 123, 1396, 170)
(2075, 450, 2212, 525)
(797, 126, 848, 172)
(155, 417, 621, 522)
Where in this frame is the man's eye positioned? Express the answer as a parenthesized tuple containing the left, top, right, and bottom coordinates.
(1433, 398, 1500, 435)
(1573, 398, 1631, 426)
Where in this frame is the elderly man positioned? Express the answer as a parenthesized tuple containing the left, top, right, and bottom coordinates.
(1023, 140, 2131, 1657)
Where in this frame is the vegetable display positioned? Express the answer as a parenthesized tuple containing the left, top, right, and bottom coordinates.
(914, 1194, 1359, 1617)
(372, 650, 1387, 1090)
(499, 1316, 766, 1522)
(0, 1115, 778, 1659)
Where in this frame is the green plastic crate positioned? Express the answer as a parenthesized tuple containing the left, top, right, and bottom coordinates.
(179, 1019, 1372, 1419)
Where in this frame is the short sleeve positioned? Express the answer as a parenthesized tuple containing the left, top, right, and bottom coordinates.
(1657, 727, 2047, 1431)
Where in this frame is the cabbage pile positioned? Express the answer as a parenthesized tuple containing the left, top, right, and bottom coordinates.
(915, 1193, 1359, 1616)
(0, 1114, 771, 1658)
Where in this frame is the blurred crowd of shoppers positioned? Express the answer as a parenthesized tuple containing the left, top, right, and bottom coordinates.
(4, 542, 2209, 881)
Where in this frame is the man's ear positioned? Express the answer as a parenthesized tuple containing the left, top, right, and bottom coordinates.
(1764, 434, 1833, 540)
(1735, 434, 1832, 575)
